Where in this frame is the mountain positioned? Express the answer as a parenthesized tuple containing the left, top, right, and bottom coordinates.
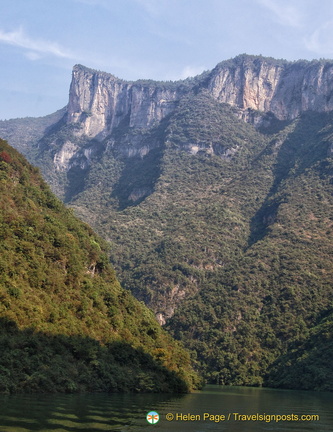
(3, 55, 333, 200)
(0, 138, 199, 393)
(1, 54, 333, 390)
(266, 312, 333, 391)
(0, 108, 66, 156)
(62, 54, 333, 139)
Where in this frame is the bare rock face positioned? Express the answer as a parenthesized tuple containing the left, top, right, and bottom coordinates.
(53, 140, 79, 171)
(51, 55, 333, 174)
(208, 57, 283, 113)
(66, 56, 333, 142)
(67, 65, 183, 139)
(208, 56, 333, 120)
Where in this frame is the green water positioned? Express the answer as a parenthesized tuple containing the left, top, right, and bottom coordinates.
(0, 385, 332, 431)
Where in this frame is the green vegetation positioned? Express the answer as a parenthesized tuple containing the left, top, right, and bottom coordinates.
(2, 65, 333, 392)
(166, 110, 333, 387)
(0, 108, 66, 156)
(266, 312, 333, 391)
(0, 319, 194, 394)
(67, 94, 268, 312)
(61, 95, 333, 390)
(214, 54, 289, 71)
(0, 138, 200, 394)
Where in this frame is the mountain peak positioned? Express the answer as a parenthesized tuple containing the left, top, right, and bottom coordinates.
(208, 54, 333, 119)
(72, 63, 120, 81)
(66, 55, 333, 141)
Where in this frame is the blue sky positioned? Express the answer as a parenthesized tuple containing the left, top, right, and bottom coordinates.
(1, 0, 333, 120)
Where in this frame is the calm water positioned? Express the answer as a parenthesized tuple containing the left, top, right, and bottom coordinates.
(0, 385, 332, 431)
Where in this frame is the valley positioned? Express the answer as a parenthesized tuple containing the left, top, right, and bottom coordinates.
(1, 54, 333, 391)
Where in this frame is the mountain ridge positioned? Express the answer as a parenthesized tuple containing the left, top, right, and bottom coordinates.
(3, 54, 333, 184)
(1, 54, 333, 390)
(67, 54, 333, 140)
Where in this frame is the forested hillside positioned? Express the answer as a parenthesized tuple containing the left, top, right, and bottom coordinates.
(0, 138, 199, 394)
(2, 55, 333, 391)
(166, 110, 333, 388)
(67, 97, 333, 389)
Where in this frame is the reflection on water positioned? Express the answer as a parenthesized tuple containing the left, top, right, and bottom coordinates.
(0, 385, 332, 431)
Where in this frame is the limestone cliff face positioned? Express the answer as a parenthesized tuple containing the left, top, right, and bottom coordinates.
(66, 57, 333, 141)
(51, 56, 333, 173)
(208, 56, 333, 120)
(67, 65, 183, 139)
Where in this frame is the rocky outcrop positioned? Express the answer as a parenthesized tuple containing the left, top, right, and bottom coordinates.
(67, 65, 184, 139)
(53, 140, 79, 171)
(208, 56, 333, 120)
(66, 56, 333, 143)
(47, 56, 333, 175)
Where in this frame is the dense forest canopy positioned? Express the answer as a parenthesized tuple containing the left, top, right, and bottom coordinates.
(0, 138, 200, 394)
(1, 55, 333, 391)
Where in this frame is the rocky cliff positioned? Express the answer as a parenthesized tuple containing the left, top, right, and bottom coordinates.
(2, 55, 333, 390)
(4, 54, 333, 192)
(67, 64, 187, 139)
(208, 56, 333, 121)
(66, 55, 333, 141)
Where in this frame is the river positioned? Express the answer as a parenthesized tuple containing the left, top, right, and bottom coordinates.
(0, 385, 332, 431)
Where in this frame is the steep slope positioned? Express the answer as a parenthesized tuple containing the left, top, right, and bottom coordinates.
(0, 108, 66, 156)
(166, 111, 333, 386)
(2, 54, 333, 390)
(5, 55, 333, 200)
(62, 55, 333, 141)
(0, 138, 199, 393)
(207, 55, 333, 120)
(66, 92, 269, 319)
(266, 312, 333, 392)
(65, 96, 333, 388)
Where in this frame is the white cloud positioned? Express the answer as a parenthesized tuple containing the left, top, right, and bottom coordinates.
(25, 51, 42, 61)
(0, 27, 73, 59)
(256, 0, 303, 28)
(305, 21, 333, 56)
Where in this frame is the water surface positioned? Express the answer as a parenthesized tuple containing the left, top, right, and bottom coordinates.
(0, 385, 332, 431)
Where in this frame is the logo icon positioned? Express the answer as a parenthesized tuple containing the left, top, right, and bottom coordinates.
(146, 411, 160, 424)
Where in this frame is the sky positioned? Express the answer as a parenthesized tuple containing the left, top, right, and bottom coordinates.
(1, 0, 333, 120)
